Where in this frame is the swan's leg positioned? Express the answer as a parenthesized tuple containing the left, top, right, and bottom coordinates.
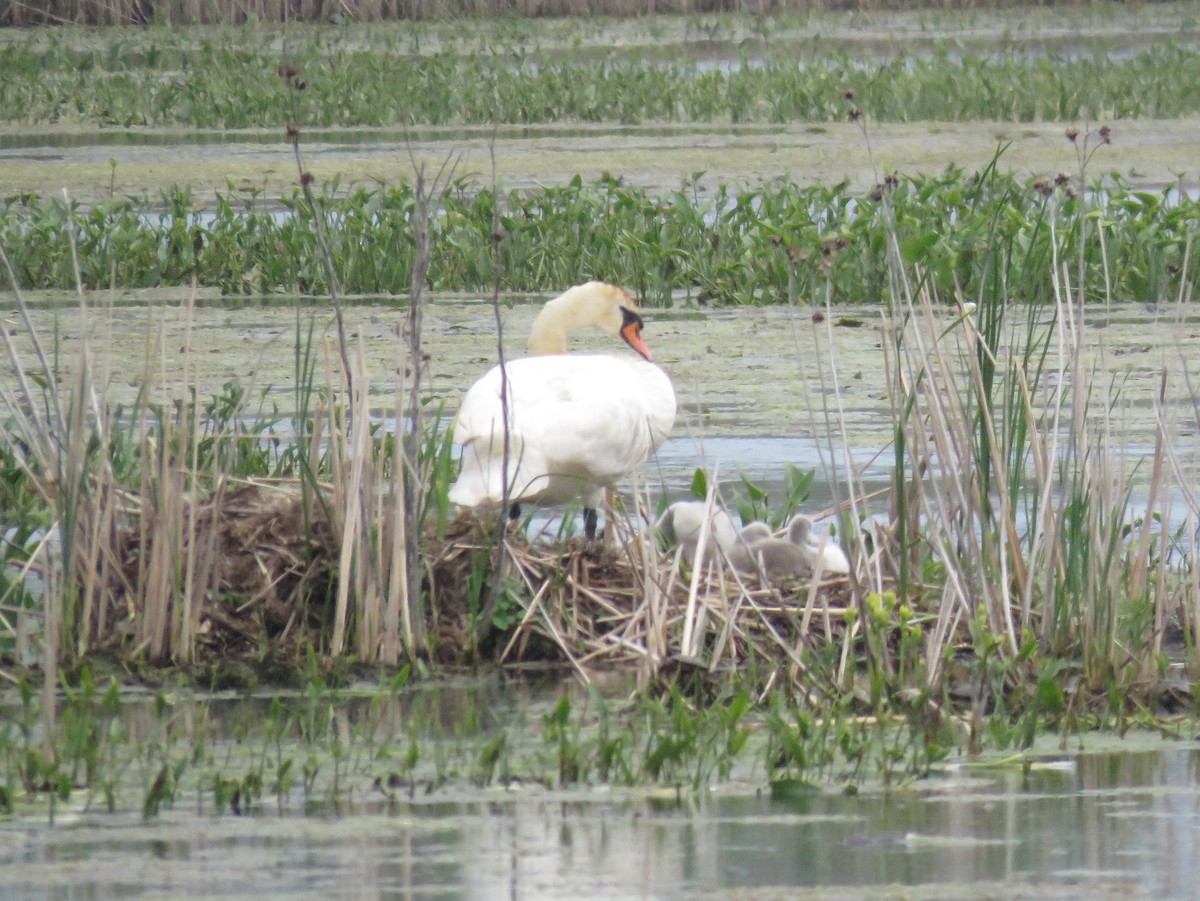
(583, 507, 599, 540)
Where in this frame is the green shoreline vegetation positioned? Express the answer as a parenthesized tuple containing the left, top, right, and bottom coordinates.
(1, 6, 1200, 815)
(2, 24, 1200, 128)
(2, 166, 1196, 303)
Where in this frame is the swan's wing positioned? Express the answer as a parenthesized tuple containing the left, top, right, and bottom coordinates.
(450, 355, 675, 508)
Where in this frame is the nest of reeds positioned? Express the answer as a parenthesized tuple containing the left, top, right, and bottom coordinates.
(94, 480, 340, 659)
(424, 511, 869, 681)
(88, 487, 874, 679)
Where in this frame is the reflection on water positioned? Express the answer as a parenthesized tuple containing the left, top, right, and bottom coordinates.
(3, 747, 1196, 899)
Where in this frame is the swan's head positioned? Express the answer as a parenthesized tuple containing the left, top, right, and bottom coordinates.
(617, 305, 653, 362)
(528, 281, 655, 361)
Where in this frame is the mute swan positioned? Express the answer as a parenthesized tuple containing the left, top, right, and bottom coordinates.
(726, 518, 814, 583)
(657, 500, 740, 567)
(788, 515, 851, 575)
(449, 282, 676, 539)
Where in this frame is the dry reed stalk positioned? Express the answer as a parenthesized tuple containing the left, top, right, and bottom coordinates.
(176, 286, 201, 662)
(382, 345, 409, 666)
(707, 565, 745, 671)
(1130, 369, 1170, 598)
(956, 299, 1026, 614)
(1033, 216, 1075, 642)
(921, 288, 1012, 652)
(890, 298, 975, 632)
(679, 484, 719, 658)
(327, 340, 356, 656)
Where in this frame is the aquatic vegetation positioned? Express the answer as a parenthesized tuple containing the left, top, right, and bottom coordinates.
(1, 166, 1196, 308)
(1, 0, 1199, 797)
(2, 21, 1200, 127)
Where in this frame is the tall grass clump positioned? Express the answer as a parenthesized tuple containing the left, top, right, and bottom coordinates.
(856, 125, 1199, 734)
(0, 244, 461, 678)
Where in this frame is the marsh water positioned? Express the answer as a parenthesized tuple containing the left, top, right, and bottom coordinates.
(3, 686, 1199, 901)
(4, 10, 1200, 894)
(9, 293, 1198, 518)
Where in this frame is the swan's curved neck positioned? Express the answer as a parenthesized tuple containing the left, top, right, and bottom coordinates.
(527, 282, 626, 356)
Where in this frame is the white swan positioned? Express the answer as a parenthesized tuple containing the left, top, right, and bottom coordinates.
(449, 282, 676, 538)
(657, 500, 741, 567)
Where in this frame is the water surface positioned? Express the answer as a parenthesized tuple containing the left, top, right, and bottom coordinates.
(4, 742, 1197, 899)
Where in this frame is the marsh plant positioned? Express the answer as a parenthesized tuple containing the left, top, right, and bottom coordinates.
(2, 167, 1195, 307)
(3, 22, 1200, 126)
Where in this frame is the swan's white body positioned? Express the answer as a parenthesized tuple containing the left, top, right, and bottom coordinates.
(450, 355, 675, 509)
(449, 282, 676, 521)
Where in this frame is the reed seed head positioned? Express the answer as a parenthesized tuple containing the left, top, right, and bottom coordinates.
(847, 107, 862, 122)
(300, 172, 314, 186)
(1054, 172, 1070, 186)
(1065, 127, 1079, 143)
(1099, 125, 1112, 144)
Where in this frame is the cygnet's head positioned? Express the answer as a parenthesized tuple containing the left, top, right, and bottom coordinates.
(785, 515, 814, 546)
(738, 521, 774, 545)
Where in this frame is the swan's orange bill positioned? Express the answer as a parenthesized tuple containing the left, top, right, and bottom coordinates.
(621, 322, 653, 362)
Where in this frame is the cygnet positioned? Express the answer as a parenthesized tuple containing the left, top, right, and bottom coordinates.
(726, 519, 814, 584)
(657, 500, 740, 568)
(788, 515, 851, 576)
